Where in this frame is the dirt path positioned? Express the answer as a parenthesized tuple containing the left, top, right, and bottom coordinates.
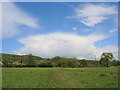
(50, 68, 78, 88)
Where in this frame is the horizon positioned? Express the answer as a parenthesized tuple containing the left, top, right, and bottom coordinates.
(0, 53, 105, 60)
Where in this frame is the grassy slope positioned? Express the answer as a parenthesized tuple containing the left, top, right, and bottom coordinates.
(2, 67, 118, 88)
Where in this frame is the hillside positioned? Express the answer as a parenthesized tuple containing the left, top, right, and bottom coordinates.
(0, 53, 119, 67)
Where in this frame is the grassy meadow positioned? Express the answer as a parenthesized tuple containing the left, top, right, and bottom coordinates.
(2, 67, 118, 88)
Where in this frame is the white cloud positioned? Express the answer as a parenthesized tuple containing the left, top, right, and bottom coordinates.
(15, 32, 118, 59)
(92, 45, 118, 60)
(109, 29, 118, 33)
(67, 4, 117, 27)
(1, 2, 39, 38)
(80, 16, 107, 27)
(72, 27, 77, 31)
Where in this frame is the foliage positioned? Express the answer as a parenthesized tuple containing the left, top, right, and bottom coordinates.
(1, 52, 119, 67)
(100, 52, 114, 67)
(27, 54, 35, 67)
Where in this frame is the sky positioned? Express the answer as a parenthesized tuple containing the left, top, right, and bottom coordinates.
(1, 2, 118, 60)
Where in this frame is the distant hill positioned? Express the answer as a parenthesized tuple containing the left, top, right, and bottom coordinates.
(1, 53, 43, 61)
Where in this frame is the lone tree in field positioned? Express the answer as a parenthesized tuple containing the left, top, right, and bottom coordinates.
(100, 52, 114, 67)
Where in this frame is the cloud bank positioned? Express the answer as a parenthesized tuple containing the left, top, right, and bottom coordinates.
(16, 32, 118, 59)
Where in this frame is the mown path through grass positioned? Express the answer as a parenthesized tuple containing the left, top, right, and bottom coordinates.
(49, 68, 78, 88)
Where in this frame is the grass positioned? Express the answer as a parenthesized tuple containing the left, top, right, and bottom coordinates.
(2, 67, 118, 88)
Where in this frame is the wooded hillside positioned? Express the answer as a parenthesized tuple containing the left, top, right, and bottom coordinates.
(1, 53, 120, 67)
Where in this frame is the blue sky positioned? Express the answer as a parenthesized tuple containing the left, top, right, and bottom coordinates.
(2, 2, 118, 59)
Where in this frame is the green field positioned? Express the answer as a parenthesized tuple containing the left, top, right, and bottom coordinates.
(2, 67, 118, 88)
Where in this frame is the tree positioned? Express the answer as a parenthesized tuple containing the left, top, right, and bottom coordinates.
(51, 56, 61, 62)
(38, 61, 53, 67)
(117, 60, 120, 66)
(27, 54, 35, 67)
(70, 58, 79, 68)
(52, 57, 67, 67)
(66, 60, 72, 67)
(100, 52, 114, 67)
(79, 59, 88, 67)
(112, 59, 117, 66)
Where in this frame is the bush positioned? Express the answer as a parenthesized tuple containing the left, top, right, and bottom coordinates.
(38, 62, 53, 67)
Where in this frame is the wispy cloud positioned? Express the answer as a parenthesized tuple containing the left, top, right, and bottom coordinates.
(108, 29, 118, 33)
(1, 2, 39, 38)
(66, 4, 117, 27)
(14, 32, 117, 59)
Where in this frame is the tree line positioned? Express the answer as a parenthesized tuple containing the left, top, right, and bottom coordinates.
(1, 53, 120, 67)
